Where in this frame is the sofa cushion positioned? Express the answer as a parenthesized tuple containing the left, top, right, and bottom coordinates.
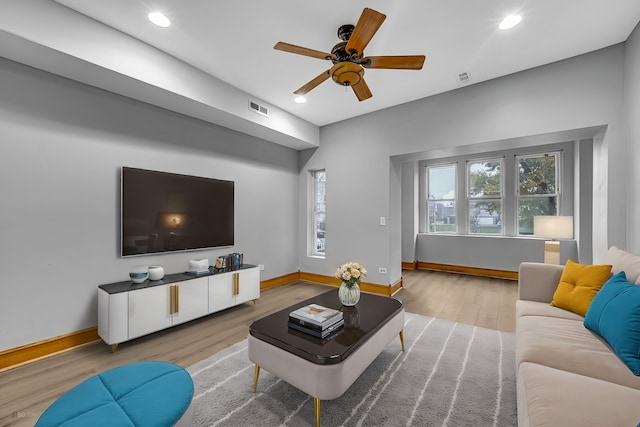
(604, 245, 640, 284)
(516, 315, 640, 391)
(516, 300, 584, 321)
(550, 260, 612, 316)
(517, 362, 640, 427)
(584, 271, 640, 375)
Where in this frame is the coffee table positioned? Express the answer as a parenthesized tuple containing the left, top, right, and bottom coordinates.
(248, 290, 404, 427)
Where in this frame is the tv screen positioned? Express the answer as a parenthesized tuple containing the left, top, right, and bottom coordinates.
(121, 167, 234, 256)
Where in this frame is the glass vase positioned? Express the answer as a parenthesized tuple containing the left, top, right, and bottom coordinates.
(338, 282, 361, 306)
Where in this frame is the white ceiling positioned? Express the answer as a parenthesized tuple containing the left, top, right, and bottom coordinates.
(39, 1, 640, 126)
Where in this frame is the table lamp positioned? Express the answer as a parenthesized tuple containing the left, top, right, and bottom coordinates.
(533, 216, 574, 264)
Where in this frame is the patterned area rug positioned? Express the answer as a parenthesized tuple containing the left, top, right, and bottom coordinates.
(187, 313, 516, 426)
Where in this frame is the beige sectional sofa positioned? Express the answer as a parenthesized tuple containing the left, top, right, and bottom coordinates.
(516, 247, 640, 427)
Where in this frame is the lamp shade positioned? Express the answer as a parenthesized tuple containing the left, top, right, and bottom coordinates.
(533, 216, 574, 239)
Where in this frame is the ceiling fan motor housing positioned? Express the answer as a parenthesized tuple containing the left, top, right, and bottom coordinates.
(330, 62, 364, 87)
(337, 24, 355, 41)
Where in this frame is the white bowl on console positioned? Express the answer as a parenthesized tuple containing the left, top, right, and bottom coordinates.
(130, 266, 149, 283)
(148, 265, 165, 281)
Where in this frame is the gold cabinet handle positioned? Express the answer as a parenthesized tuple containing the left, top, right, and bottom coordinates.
(175, 285, 179, 313)
(233, 273, 239, 296)
(169, 285, 175, 315)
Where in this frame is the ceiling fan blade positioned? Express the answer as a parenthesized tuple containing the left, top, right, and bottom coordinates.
(294, 70, 331, 95)
(352, 78, 373, 101)
(274, 42, 335, 61)
(345, 8, 386, 56)
(361, 55, 426, 70)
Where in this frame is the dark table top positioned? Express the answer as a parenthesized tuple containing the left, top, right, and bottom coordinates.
(249, 290, 403, 365)
(99, 264, 257, 294)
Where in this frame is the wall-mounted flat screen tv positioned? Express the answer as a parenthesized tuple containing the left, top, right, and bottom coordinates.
(121, 167, 234, 257)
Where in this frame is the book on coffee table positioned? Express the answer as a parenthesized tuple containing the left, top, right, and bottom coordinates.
(288, 319, 344, 338)
(289, 303, 343, 329)
(288, 313, 343, 332)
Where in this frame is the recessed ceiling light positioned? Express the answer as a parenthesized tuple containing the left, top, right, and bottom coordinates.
(499, 14, 522, 30)
(294, 96, 307, 104)
(148, 12, 171, 28)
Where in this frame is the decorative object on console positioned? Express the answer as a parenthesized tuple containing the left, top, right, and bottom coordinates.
(335, 261, 366, 306)
(148, 265, 165, 281)
(188, 259, 209, 273)
(534, 215, 574, 264)
(214, 256, 227, 269)
(129, 266, 149, 283)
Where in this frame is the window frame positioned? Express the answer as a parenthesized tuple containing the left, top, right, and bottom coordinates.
(516, 151, 561, 236)
(466, 157, 504, 235)
(419, 143, 571, 238)
(426, 163, 458, 234)
(310, 169, 326, 257)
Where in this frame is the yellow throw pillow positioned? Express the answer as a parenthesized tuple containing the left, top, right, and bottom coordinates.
(550, 260, 612, 316)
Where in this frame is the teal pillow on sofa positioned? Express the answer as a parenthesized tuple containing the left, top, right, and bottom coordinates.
(584, 271, 640, 375)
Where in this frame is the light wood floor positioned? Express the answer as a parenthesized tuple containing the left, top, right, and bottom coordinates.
(0, 270, 516, 427)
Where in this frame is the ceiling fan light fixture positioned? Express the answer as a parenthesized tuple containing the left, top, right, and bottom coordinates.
(330, 62, 364, 87)
(294, 95, 307, 104)
(499, 14, 522, 30)
(148, 12, 171, 28)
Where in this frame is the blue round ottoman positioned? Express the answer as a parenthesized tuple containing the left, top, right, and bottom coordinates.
(35, 361, 193, 427)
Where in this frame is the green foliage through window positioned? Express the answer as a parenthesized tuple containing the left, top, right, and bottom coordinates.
(468, 159, 503, 234)
(517, 154, 559, 235)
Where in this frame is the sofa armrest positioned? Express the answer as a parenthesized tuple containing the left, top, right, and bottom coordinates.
(518, 262, 564, 303)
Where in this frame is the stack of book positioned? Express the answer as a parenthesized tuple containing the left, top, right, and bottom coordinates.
(288, 303, 344, 338)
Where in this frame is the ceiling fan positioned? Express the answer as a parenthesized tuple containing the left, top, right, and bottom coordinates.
(274, 7, 426, 102)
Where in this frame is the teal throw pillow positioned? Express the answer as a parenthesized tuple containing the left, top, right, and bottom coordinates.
(584, 271, 640, 375)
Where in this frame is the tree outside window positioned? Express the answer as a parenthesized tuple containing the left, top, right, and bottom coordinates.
(468, 159, 503, 234)
(517, 153, 559, 235)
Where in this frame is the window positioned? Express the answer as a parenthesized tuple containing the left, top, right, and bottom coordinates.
(311, 170, 326, 256)
(422, 145, 568, 238)
(467, 159, 503, 234)
(427, 164, 457, 233)
(517, 152, 559, 235)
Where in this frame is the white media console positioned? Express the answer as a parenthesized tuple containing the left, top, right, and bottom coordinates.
(98, 265, 260, 350)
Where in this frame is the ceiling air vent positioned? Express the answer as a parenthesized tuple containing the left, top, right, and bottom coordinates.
(249, 100, 269, 117)
(458, 72, 471, 84)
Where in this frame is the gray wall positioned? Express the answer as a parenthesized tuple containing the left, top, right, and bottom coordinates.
(0, 58, 300, 351)
(626, 23, 640, 254)
(301, 43, 628, 286)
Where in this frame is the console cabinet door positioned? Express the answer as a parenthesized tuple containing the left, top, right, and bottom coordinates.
(235, 267, 260, 305)
(128, 285, 172, 339)
(172, 277, 208, 325)
(208, 273, 236, 313)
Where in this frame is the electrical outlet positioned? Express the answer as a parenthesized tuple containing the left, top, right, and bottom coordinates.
(378, 267, 387, 274)
(259, 264, 265, 271)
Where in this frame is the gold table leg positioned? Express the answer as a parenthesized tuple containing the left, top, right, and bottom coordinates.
(314, 398, 321, 427)
(253, 365, 260, 393)
(111, 344, 118, 353)
(399, 330, 405, 352)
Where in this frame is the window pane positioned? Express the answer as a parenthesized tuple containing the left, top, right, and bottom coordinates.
(428, 201, 456, 233)
(312, 170, 326, 256)
(469, 199, 502, 234)
(468, 160, 501, 197)
(428, 165, 456, 200)
(315, 212, 325, 253)
(518, 156, 556, 195)
(427, 164, 456, 233)
(517, 197, 558, 235)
